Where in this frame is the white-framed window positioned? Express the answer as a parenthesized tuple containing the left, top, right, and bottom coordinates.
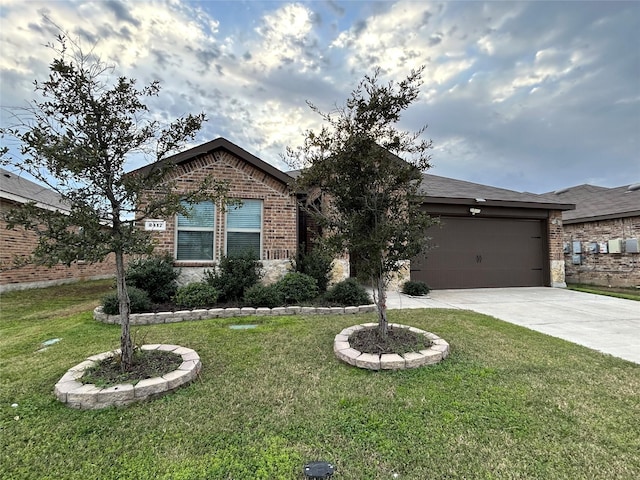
(175, 200, 215, 261)
(226, 199, 262, 258)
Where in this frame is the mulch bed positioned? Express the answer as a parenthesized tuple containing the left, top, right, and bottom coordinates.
(348, 326, 432, 355)
(81, 350, 183, 388)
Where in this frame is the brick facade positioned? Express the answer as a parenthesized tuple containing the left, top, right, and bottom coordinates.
(563, 216, 640, 287)
(0, 199, 115, 292)
(547, 210, 567, 287)
(143, 149, 298, 283)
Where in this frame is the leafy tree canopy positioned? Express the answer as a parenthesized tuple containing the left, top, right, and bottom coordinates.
(288, 67, 435, 333)
(0, 33, 227, 370)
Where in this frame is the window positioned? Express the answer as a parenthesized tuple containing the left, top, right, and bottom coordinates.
(176, 200, 215, 261)
(226, 199, 262, 258)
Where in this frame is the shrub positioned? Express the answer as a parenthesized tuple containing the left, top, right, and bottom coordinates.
(244, 284, 284, 308)
(173, 282, 219, 309)
(205, 251, 263, 302)
(126, 253, 179, 303)
(275, 272, 319, 304)
(402, 280, 430, 296)
(102, 286, 152, 315)
(293, 245, 333, 293)
(325, 278, 371, 306)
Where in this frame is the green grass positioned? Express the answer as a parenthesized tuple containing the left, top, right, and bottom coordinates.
(1, 281, 639, 479)
(567, 283, 640, 301)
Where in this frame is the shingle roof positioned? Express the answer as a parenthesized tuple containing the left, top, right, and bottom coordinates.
(0, 168, 68, 212)
(419, 174, 575, 210)
(545, 183, 640, 223)
(130, 137, 293, 185)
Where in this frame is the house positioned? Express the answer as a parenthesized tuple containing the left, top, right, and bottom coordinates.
(548, 183, 640, 287)
(409, 174, 575, 289)
(137, 138, 576, 290)
(0, 168, 115, 292)
(132, 138, 300, 285)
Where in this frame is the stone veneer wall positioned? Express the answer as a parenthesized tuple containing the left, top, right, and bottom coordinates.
(0, 199, 116, 292)
(563, 215, 640, 287)
(177, 260, 291, 286)
(548, 210, 567, 287)
(143, 149, 298, 285)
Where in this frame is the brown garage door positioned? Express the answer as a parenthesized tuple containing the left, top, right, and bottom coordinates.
(411, 216, 545, 289)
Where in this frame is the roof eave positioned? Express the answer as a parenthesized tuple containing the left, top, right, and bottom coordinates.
(0, 190, 71, 213)
(420, 195, 575, 211)
(129, 138, 293, 186)
(563, 210, 640, 224)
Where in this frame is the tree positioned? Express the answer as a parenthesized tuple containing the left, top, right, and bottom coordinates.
(288, 67, 435, 335)
(0, 35, 228, 370)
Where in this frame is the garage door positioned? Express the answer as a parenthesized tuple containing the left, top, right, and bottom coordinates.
(411, 217, 545, 289)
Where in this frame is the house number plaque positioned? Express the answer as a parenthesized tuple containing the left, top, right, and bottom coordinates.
(144, 219, 166, 231)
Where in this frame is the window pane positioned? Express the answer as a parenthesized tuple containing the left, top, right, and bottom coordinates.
(177, 231, 214, 260)
(227, 232, 260, 258)
(178, 200, 215, 228)
(227, 200, 261, 229)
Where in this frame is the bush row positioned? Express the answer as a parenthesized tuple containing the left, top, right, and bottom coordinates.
(101, 250, 373, 314)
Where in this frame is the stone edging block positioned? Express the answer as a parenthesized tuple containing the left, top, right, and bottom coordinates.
(94, 303, 380, 325)
(54, 344, 201, 410)
(333, 323, 449, 371)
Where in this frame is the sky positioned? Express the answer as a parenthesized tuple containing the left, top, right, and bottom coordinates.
(1, 0, 638, 194)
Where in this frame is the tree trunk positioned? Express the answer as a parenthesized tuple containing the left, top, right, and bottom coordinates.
(115, 250, 133, 372)
(375, 274, 388, 336)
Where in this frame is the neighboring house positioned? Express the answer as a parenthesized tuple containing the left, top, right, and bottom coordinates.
(410, 175, 575, 289)
(137, 138, 576, 290)
(548, 183, 640, 287)
(0, 168, 115, 292)
(132, 138, 299, 285)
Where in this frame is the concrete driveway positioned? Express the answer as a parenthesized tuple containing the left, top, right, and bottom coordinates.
(385, 287, 640, 365)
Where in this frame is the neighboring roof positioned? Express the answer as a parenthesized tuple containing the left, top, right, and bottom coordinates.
(419, 173, 575, 210)
(545, 183, 640, 223)
(130, 137, 293, 185)
(0, 168, 69, 212)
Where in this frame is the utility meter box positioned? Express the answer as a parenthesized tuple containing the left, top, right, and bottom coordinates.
(572, 241, 582, 254)
(588, 242, 599, 254)
(626, 238, 639, 253)
(608, 238, 623, 254)
(572, 254, 582, 265)
(563, 243, 571, 254)
(598, 242, 608, 254)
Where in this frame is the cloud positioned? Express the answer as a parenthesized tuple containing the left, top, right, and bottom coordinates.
(102, 0, 141, 27)
(1, 0, 638, 193)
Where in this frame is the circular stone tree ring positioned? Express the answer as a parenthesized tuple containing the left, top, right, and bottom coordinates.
(334, 323, 449, 370)
(54, 344, 201, 409)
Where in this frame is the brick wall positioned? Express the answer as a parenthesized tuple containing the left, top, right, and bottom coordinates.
(547, 210, 567, 287)
(0, 199, 115, 291)
(144, 150, 298, 268)
(563, 215, 640, 287)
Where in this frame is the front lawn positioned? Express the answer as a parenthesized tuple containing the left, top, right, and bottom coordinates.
(1, 281, 639, 479)
(567, 283, 640, 301)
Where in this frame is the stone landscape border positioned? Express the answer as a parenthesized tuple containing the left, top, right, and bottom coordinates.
(334, 323, 450, 370)
(54, 344, 201, 409)
(93, 304, 378, 324)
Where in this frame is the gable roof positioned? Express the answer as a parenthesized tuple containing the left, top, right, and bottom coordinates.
(0, 168, 69, 212)
(546, 183, 640, 223)
(419, 174, 575, 210)
(130, 137, 293, 185)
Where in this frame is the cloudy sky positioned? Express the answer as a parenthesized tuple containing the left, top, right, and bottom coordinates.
(1, 0, 638, 193)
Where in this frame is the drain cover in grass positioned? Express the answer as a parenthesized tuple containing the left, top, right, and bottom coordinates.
(229, 324, 257, 330)
(303, 461, 335, 478)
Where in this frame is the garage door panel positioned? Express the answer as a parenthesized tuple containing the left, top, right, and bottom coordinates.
(411, 217, 545, 289)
